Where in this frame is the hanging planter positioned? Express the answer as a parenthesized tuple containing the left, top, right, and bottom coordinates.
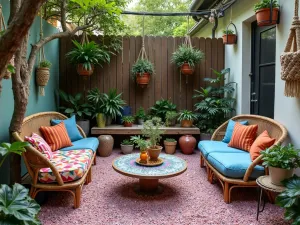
(254, 0, 280, 26)
(131, 59, 154, 88)
(36, 60, 51, 96)
(77, 63, 94, 76)
(222, 22, 238, 45)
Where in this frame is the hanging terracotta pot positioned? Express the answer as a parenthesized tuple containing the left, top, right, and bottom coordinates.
(77, 64, 94, 76)
(136, 73, 150, 88)
(256, 8, 279, 26)
(179, 135, 196, 154)
(222, 34, 237, 45)
(180, 63, 194, 75)
(36, 67, 50, 96)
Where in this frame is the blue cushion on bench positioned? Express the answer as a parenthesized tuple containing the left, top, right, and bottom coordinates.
(59, 137, 99, 152)
(222, 119, 248, 143)
(198, 141, 244, 158)
(207, 152, 265, 179)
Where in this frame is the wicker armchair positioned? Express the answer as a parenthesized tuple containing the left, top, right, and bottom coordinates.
(13, 112, 96, 208)
(200, 114, 287, 203)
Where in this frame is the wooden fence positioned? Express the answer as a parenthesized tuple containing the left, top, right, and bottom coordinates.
(59, 36, 224, 114)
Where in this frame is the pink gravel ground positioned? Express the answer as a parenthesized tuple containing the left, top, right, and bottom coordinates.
(39, 150, 289, 225)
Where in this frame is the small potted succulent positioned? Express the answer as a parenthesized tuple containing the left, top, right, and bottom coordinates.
(120, 139, 134, 154)
(135, 107, 146, 125)
(178, 110, 197, 128)
(165, 111, 178, 127)
(141, 117, 165, 161)
(261, 144, 300, 186)
(171, 44, 204, 75)
(222, 29, 237, 45)
(254, 0, 279, 26)
(131, 59, 154, 88)
(164, 138, 177, 154)
(130, 135, 150, 163)
(36, 60, 52, 96)
(122, 115, 135, 127)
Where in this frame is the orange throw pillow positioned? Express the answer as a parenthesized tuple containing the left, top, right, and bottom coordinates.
(250, 130, 275, 161)
(40, 122, 73, 151)
(228, 123, 258, 151)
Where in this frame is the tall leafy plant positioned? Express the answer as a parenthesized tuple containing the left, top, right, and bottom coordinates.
(150, 99, 177, 122)
(87, 88, 106, 118)
(193, 69, 235, 134)
(141, 117, 165, 148)
(131, 59, 154, 79)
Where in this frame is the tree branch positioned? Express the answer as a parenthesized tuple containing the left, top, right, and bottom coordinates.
(61, 0, 67, 32)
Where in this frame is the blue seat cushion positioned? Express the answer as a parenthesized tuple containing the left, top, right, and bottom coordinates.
(222, 119, 248, 143)
(198, 141, 245, 158)
(207, 152, 265, 179)
(59, 137, 99, 152)
(51, 115, 83, 142)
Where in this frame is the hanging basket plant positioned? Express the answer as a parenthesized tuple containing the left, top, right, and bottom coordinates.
(36, 60, 51, 96)
(131, 59, 154, 88)
(254, 0, 280, 26)
(222, 22, 238, 45)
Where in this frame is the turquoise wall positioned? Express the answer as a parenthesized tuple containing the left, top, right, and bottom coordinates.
(0, 1, 60, 183)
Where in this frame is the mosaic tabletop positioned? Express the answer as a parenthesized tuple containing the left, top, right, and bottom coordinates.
(112, 153, 187, 179)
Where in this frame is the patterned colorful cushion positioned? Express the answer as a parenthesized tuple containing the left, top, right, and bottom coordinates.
(40, 122, 73, 151)
(25, 133, 53, 159)
(250, 130, 275, 161)
(228, 123, 258, 152)
(38, 149, 93, 183)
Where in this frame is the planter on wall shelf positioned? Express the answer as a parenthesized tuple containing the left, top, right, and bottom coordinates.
(256, 8, 279, 26)
(124, 122, 133, 127)
(77, 64, 94, 76)
(180, 119, 193, 128)
(180, 63, 194, 75)
(136, 73, 150, 88)
(222, 34, 237, 45)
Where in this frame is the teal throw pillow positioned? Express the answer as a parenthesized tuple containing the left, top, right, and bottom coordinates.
(222, 119, 248, 143)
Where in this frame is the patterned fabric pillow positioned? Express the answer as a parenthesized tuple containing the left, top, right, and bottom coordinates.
(25, 133, 53, 159)
(228, 123, 258, 152)
(250, 130, 275, 161)
(40, 122, 73, 151)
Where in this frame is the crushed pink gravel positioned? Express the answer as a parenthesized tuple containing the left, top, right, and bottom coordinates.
(39, 150, 289, 225)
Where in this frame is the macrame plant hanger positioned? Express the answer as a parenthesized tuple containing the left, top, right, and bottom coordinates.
(80, 30, 90, 95)
(0, 4, 14, 79)
(281, 0, 300, 98)
(36, 15, 50, 96)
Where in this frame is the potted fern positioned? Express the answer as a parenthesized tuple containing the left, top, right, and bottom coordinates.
(254, 0, 279, 26)
(120, 139, 134, 154)
(222, 29, 237, 45)
(131, 59, 154, 88)
(178, 110, 197, 128)
(165, 111, 178, 127)
(135, 107, 146, 125)
(122, 115, 135, 127)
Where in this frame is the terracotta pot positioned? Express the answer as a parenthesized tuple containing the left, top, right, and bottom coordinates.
(136, 73, 150, 88)
(124, 122, 133, 127)
(77, 64, 94, 76)
(97, 135, 114, 157)
(120, 144, 134, 154)
(140, 151, 148, 163)
(181, 119, 193, 128)
(269, 167, 294, 186)
(256, 8, 279, 27)
(179, 135, 196, 154)
(222, 34, 237, 45)
(147, 146, 163, 161)
(96, 113, 106, 128)
(164, 140, 177, 154)
(200, 133, 212, 141)
(180, 63, 194, 75)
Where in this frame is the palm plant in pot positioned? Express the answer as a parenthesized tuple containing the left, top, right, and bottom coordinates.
(254, 0, 279, 26)
(131, 59, 154, 88)
(141, 117, 165, 161)
(122, 115, 135, 127)
(87, 88, 106, 128)
(261, 144, 300, 186)
(222, 29, 237, 45)
(120, 139, 134, 154)
(66, 40, 110, 76)
(130, 135, 150, 163)
(178, 110, 197, 128)
(171, 44, 204, 75)
(135, 107, 146, 125)
(164, 138, 177, 154)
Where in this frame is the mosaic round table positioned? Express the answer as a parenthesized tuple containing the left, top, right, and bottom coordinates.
(112, 153, 187, 193)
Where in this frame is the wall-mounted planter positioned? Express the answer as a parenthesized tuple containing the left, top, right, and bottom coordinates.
(77, 64, 94, 76)
(136, 73, 150, 88)
(256, 8, 279, 26)
(180, 63, 194, 75)
(222, 34, 237, 45)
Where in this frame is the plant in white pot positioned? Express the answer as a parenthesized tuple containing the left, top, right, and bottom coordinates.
(120, 139, 134, 154)
(261, 144, 300, 186)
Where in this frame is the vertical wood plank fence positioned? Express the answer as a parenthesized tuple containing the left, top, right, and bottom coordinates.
(59, 36, 224, 114)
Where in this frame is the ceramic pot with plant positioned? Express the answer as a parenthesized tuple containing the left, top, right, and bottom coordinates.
(135, 107, 146, 125)
(178, 110, 197, 128)
(166, 111, 178, 127)
(87, 88, 107, 128)
(193, 68, 235, 137)
(261, 144, 300, 186)
(66, 40, 110, 76)
(150, 99, 177, 122)
(171, 44, 204, 75)
(254, 0, 279, 26)
(120, 139, 134, 154)
(131, 59, 154, 88)
(122, 115, 135, 127)
(58, 90, 92, 135)
(222, 29, 237, 45)
(36, 60, 52, 95)
(164, 138, 177, 154)
(142, 117, 165, 161)
(131, 136, 150, 163)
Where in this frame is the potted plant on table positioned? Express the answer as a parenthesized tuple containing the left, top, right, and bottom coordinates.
(261, 144, 300, 186)
(66, 40, 110, 76)
(135, 107, 146, 125)
(122, 115, 135, 127)
(131, 59, 154, 88)
(150, 99, 177, 122)
(36, 60, 52, 96)
(130, 135, 150, 163)
(141, 117, 165, 161)
(222, 29, 237, 45)
(171, 44, 204, 75)
(254, 0, 279, 26)
(178, 110, 197, 128)
(120, 139, 134, 154)
(164, 138, 177, 154)
(165, 111, 178, 127)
